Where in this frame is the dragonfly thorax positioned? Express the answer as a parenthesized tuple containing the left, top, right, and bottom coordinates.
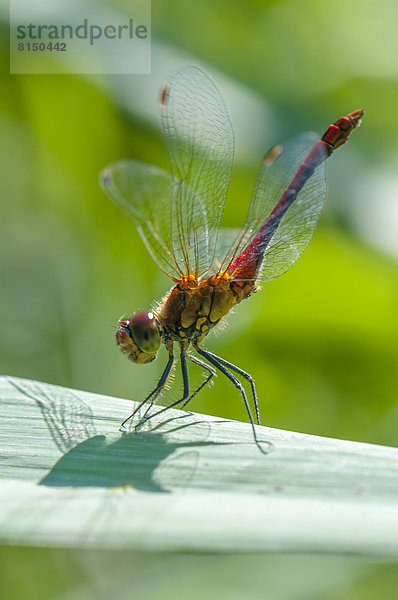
(156, 276, 256, 344)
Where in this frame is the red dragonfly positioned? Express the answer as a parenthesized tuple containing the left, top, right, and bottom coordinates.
(101, 66, 363, 448)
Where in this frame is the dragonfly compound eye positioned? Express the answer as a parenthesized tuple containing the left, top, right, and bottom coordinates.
(116, 311, 161, 364)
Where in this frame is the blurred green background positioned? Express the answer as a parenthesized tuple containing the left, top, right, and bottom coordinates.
(1, 0, 398, 598)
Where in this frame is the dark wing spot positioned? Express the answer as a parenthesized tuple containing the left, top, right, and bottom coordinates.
(160, 83, 170, 106)
(263, 144, 283, 168)
(102, 169, 112, 187)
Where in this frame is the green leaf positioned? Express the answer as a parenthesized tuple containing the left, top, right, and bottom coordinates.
(1, 375, 398, 556)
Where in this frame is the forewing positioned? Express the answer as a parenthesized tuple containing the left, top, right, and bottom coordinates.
(100, 160, 182, 280)
(220, 133, 327, 281)
(161, 66, 234, 277)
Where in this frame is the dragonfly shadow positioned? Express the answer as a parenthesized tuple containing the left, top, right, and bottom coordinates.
(41, 427, 220, 493)
(8, 377, 221, 493)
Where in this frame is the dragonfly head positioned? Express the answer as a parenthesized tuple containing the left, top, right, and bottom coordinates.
(116, 311, 162, 364)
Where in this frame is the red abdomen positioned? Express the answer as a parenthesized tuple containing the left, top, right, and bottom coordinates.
(228, 110, 364, 282)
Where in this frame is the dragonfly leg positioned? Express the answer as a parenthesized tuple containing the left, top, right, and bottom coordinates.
(182, 354, 216, 408)
(198, 349, 260, 425)
(141, 351, 176, 420)
(134, 347, 191, 428)
(135, 352, 217, 431)
(194, 344, 266, 453)
(181, 345, 189, 398)
(120, 350, 174, 431)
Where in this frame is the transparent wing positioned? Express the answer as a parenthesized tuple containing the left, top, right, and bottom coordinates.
(211, 228, 242, 274)
(220, 133, 327, 282)
(259, 153, 326, 282)
(161, 66, 235, 278)
(100, 160, 182, 280)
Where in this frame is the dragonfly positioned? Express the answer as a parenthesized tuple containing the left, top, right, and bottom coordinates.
(100, 65, 363, 450)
